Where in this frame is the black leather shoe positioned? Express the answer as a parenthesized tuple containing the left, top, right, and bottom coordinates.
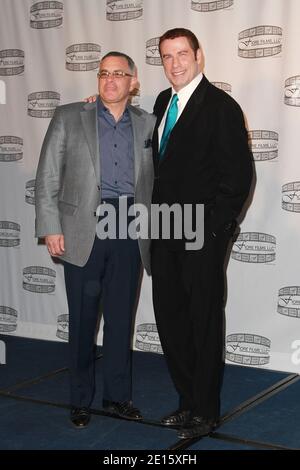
(161, 409, 191, 426)
(70, 407, 91, 428)
(102, 400, 143, 420)
(177, 416, 218, 439)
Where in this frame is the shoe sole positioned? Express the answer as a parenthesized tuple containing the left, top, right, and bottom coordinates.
(103, 408, 143, 421)
(177, 424, 218, 439)
(71, 420, 91, 429)
(161, 420, 189, 427)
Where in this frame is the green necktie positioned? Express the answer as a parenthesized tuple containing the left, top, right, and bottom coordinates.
(159, 94, 178, 159)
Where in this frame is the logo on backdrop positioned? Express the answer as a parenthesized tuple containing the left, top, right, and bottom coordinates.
(191, 0, 233, 12)
(30, 1, 63, 29)
(28, 91, 60, 118)
(278, 287, 300, 319)
(226, 333, 271, 366)
(106, 0, 143, 21)
(238, 25, 282, 59)
(135, 323, 162, 354)
(66, 43, 101, 72)
(146, 38, 161, 66)
(0, 306, 18, 333)
(0, 49, 24, 76)
(282, 182, 300, 213)
(211, 82, 232, 95)
(0, 136, 23, 162)
(23, 266, 56, 294)
(284, 76, 300, 107)
(0, 221, 20, 248)
(231, 232, 276, 263)
(249, 130, 279, 161)
(56, 314, 69, 341)
(25, 180, 36, 205)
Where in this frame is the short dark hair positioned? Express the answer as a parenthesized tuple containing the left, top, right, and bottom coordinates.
(159, 28, 200, 59)
(100, 51, 135, 73)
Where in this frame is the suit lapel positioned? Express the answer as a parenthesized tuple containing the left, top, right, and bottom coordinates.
(128, 105, 146, 185)
(153, 90, 172, 149)
(80, 101, 100, 182)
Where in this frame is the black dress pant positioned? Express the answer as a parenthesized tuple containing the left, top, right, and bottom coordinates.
(64, 207, 141, 408)
(151, 231, 232, 420)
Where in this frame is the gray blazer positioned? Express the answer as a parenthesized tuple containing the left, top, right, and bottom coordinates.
(35, 101, 156, 274)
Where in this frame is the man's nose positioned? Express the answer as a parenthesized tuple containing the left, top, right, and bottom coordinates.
(106, 74, 115, 82)
(172, 56, 180, 68)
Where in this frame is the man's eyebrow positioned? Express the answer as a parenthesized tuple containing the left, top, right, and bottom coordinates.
(162, 49, 189, 57)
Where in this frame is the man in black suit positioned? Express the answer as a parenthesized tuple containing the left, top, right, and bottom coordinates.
(151, 28, 253, 439)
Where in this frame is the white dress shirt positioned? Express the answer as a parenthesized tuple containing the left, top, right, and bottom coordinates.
(158, 73, 203, 146)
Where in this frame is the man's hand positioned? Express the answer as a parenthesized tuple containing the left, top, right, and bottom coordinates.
(84, 94, 98, 103)
(45, 234, 65, 256)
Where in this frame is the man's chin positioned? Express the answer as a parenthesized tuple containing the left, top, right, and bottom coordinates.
(102, 94, 118, 102)
(170, 76, 187, 90)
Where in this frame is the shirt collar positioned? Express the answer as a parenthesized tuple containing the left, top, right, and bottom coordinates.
(97, 96, 129, 119)
(172, 72, 203, 107)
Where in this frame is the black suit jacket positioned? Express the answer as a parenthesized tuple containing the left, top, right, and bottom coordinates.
(152, 75, 253, 249)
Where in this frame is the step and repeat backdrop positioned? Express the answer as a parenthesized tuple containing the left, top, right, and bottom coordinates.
(0, 0, 300, 373)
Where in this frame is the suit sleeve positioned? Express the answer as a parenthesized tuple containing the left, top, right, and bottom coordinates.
(148, 112, 157, 134)
(35, 106, 66, 238)
(210, 99, 253, 235)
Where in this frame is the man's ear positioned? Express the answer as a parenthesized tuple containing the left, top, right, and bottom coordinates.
(129, 75, 139, 92)
(196, 48, 202, 64)
(196, 47, 204, 71)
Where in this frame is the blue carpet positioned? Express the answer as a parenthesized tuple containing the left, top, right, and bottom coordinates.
(0, 335, 69, 390)
(6, 341, 288, 419)
(0, 335, 297, 450)
(219, 378, 300, 449)
(0, 396, 177, 450)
